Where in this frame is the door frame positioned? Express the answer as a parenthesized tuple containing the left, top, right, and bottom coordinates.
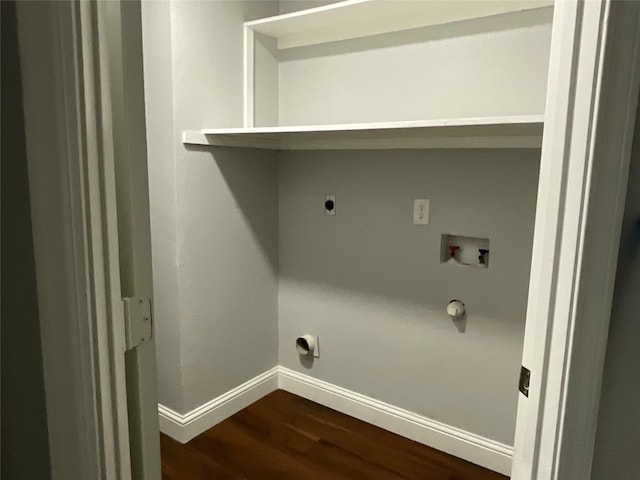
(102, 1, 163, 478)
(16, 2, 133, 479)
(513, 1, 640, 478)
(14, 1, 640, 479)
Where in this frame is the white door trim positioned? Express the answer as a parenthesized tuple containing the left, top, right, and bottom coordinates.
(101, 1, 163, 478)
(16, 2, 133, 479)
(513, 1, 640, 478)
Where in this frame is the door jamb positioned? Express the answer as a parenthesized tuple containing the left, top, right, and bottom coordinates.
(16, 2, 133, 479)
(512, 1, 640, 478)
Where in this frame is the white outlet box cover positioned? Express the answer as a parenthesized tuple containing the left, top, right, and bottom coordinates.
(413, 199, 430, 225)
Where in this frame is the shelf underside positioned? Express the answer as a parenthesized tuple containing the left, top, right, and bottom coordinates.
(183, 117, 545, 150)
(246, 0, 554, 49)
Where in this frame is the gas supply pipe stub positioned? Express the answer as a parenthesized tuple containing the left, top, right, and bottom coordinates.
(447, 300, 465, 318)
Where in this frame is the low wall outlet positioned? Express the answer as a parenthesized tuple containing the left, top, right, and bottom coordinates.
(325, 195, 336, 216)
(413, 199, 430, 225)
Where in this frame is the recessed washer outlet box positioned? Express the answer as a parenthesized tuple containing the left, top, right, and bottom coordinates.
(441, 234, 490, 268)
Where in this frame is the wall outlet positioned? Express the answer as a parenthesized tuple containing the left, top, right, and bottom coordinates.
(413, 199, 430, 225)
(325, 195, 336, 216)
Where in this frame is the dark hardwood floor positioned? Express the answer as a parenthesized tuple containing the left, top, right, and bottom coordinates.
(161, 390, 509, 480)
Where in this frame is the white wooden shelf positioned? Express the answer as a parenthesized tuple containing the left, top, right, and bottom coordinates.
(246, 0, 554, 49)
(182, 116, 544, 150)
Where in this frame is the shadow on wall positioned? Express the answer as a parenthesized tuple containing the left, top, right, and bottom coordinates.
(278, 7, 553, 62)
(276, 149, 541, 329)
(184, 146, 541, 331)
(591, 104, 640, 480)
(184, 144, 279, 275)
(1, 1, 52, 478)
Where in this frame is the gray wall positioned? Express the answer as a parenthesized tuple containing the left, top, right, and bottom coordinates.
(276, 9, 552, 126)
(279, 0, 338, 15)
(278, 149, 540, 445)
(144, 1, 545, 447)
(1, 1, 51, 478)
(141, 0, 280, 414)
(591, 100, 640, 479)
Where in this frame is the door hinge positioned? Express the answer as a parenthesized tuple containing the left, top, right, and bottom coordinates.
(519, 365, 531, 397)
(123, 297, 152, 351)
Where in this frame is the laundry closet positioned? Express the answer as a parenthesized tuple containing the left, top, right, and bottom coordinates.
(142, 1, 554, 475)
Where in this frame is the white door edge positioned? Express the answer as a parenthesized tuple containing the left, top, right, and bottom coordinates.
(512, 1, 640, 478)
(101, 1, 163, 478)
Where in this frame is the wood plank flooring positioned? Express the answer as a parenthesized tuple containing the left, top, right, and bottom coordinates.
(161, 390, 509, 480)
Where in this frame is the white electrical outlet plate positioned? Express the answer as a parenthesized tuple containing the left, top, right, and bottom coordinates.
(325, 195, 336, 216)
(413, 199, 430, 225)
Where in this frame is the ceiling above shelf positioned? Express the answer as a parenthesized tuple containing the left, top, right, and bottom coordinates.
(245, 0, 554, 49)
(182, 116, 545, 150)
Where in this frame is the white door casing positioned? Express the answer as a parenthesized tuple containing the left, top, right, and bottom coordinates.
(513, 1, 640, 478)
(16, 1, 133, 479)
(16, 1, 167, 478)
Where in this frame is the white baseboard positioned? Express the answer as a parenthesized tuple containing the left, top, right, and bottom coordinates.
(158, 366, 279, 444)
(158, 366, 513, 475)
(277, 367, 513, 476)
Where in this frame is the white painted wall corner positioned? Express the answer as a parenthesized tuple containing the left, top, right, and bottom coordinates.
(158, 367, 279, 443)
